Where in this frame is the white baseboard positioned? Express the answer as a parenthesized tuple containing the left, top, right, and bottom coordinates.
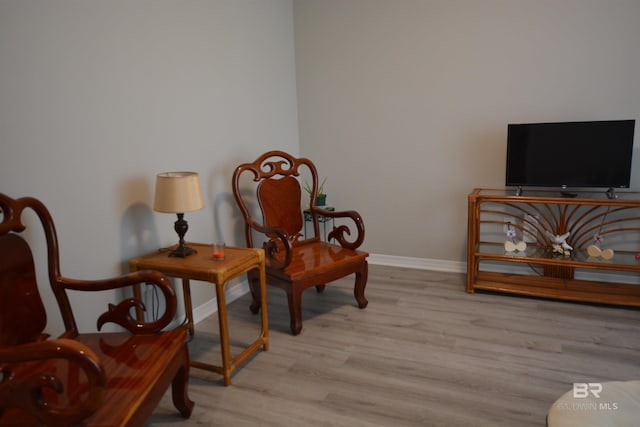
(190, 253, 640, 324)
(191, 281, 250, 325)
(367, 253, 466, 273)
(190, 254, 466, 323)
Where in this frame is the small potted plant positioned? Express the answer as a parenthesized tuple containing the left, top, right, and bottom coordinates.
(304, 177, 327, 206)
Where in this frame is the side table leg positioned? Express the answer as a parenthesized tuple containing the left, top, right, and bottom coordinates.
(258, 263, 269, 351)
(133, 282, 145, 321)
(215, 282, 232, 386)
(182, 278, 195, 337)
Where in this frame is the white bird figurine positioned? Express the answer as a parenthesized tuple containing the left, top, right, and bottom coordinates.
(545, 230, 573, 254)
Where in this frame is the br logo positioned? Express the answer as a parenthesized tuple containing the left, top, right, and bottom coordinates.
(573, 383, 603, 398)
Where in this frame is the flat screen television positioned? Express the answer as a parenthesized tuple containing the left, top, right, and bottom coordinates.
(505, 120, 636, 193)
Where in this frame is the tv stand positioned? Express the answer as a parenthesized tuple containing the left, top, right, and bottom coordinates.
(606, 187, 618, 199)
(467, 188, 640, 307)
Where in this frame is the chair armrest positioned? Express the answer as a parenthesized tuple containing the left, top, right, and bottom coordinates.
(55, 270, 177, 334)
(311, 207, 366, 250)
(0, 338, 107, 425)
(245, 218, 294, 270)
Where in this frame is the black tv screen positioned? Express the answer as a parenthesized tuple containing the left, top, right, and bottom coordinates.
(505, 120, 636, 189)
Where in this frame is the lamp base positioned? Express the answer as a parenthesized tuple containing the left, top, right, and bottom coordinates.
(169, 243, 197, 258)
(167, 212, 197, 257)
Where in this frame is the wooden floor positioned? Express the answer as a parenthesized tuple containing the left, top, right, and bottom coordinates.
(145, 265, 640, 426)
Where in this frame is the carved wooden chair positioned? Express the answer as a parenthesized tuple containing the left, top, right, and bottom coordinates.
(232, 151, 368, 335)
(0, 193, 193, 426)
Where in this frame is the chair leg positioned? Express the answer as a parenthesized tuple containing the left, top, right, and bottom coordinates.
(286, 287, 303, 335)
(354, 260, 369, 309)
(315, 284, 326, 293)
(247, 271, 261, 314)
(171, 346, 195, 418)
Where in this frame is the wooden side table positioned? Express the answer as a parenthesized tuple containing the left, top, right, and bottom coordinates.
(129, 243, 269, 385)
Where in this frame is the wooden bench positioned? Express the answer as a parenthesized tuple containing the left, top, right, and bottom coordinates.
(0, 193, 193, 426)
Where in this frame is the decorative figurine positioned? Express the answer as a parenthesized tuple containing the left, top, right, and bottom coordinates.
(546, 230, 572, 257)
(587, 234, 614, 260)
(504, 222, 527, 252)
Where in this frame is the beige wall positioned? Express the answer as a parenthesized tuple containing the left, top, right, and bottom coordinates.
(294, 0, 640, 262)
(2, 0, 640, 334)
(0, 0, 299, 335)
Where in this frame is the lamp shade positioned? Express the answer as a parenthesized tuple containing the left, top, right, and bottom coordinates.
(153, 172, 204, 213)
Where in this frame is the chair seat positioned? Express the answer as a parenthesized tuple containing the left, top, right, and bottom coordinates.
(1, 329, 189, 427)
(272, 242, 368, 282)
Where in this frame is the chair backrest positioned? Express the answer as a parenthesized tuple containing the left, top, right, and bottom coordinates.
(0, 233, 47, 346)
(257, 176, 303, 237)
(0, 194, 78, 341)
(232, 151, 323, 248)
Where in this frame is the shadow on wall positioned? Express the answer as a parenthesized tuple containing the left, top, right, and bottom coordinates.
(119, 202, 160, 274)
(206, 162, 259, 248)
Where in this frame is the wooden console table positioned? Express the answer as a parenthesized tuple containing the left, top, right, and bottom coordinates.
(129, 243, 269, 385)
(467, 188, 640, 306)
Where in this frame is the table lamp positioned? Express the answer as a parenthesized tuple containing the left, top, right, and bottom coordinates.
(154, 171, 204, 257)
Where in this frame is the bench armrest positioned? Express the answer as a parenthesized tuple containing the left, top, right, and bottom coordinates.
(0, 338, 107, 425)
(56, 269, 177, 334)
